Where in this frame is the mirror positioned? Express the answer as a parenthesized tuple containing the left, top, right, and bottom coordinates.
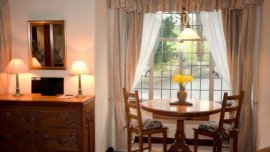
(28, 20, 66, 70)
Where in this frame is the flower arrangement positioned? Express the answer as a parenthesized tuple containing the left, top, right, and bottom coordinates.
(172, 74, 193, 91)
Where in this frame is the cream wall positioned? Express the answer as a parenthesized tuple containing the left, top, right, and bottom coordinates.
(8, 0, 95, 96)
(257, 0, 270, 150)
(95, 0, 110, 151)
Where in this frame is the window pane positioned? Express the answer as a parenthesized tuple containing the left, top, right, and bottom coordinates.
(214, 78, 222, 90)
(222, 79, 231, 90)
(162, 90, 171, 99)
(201, 78, 209, 90)
(201, 65, 210, 78)
(153, 89, 161, 99)
(140, 89, 149, 100)
(192, 78, 201, 90)
(201, 91, 209, 100)
(214, 91, 222, 101)
(191, 91, 200, 99)
(153, 77, 162, 89)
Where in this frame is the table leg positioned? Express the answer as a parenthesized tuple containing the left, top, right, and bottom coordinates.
(168, 120, 191, 152)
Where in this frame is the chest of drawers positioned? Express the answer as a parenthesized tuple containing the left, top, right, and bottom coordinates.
(0, 94, 95, 152)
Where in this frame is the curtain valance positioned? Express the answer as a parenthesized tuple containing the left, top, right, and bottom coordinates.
(107, 0, 143, 13)
(107, 0, 263, 13)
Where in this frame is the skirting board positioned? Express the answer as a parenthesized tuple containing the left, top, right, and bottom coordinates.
(257, 147, 270, 152)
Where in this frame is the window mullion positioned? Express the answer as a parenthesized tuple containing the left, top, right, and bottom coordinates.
(149, 51, 154, 100)
(179, 42, 184, 74)
(209, 55, 214, 101)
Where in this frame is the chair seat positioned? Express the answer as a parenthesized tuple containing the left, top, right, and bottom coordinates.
(130, 119, 167, 130)
(142, 119, 167, 130)
(198, 121, 232, 137)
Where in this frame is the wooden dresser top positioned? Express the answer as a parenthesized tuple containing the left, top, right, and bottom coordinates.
(0, 94, 95, 106)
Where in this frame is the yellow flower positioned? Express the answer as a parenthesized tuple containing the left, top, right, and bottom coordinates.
(172, 74, 193, 89)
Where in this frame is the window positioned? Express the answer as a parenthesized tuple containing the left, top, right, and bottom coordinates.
(134, 12, 231, 101)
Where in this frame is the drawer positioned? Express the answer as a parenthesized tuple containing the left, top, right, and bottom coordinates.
(34, 129, 80, 152)
(0, 128, 80, 152)
(37, 107, 81, 128)
(0, 107, 35, 127)
(0, 129, 34, 151)
(0, 107, 81, 128)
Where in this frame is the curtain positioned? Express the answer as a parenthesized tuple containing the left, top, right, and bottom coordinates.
(141, 0, 246, 12)
(132, 11, 163, 90)
(107, 6, 143, 151)
(108, 0, 246, 12)
(0, 0, 11, 94)
(200, 10, 231, 89)
(222, 5, 261, 152)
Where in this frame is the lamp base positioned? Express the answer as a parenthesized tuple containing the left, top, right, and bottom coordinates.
(76, 94, 85, 98)
(13, 92, 23, 97)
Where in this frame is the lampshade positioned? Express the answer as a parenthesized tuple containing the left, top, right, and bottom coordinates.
(5, 58, 28, 74)
(178, 27, 200, 40)
(69, 60, 89, 75)
(32, 57, 41, 67)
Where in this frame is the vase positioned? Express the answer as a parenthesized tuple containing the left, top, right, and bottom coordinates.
(177, 90, 187, 102)
(170, 88, 192, 106)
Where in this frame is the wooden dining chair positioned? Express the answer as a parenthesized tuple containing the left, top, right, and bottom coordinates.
(193, 91, 244, 152)
(123, 88, 168, 152)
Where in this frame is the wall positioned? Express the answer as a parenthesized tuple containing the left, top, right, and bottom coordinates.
(257, 0, 270, 150)
(8, 0, 111, 151)
(8, 0, 95, 96)
(95, 0, 110, 151)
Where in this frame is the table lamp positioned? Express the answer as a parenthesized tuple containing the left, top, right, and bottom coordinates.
(69, 60, 89, 98)
(5, 58, 28, 96)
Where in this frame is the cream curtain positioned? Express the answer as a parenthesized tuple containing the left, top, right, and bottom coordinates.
(200, 10, 231, 89)
(222, 5, 261, 152)
(132, 12, 163, 90)
(107, 4, 143, 151)
(0, 0, 11, 94)
(141, 0, 246, 12)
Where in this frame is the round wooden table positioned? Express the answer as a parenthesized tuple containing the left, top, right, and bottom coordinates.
(141, 99, 222, 152)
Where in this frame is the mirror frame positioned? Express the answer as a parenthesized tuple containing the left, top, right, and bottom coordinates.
(28, 20, 66, 70)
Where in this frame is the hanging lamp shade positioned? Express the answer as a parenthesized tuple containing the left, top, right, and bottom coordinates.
(178, 27, 200, 40)
(178, 8, 200, 41)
